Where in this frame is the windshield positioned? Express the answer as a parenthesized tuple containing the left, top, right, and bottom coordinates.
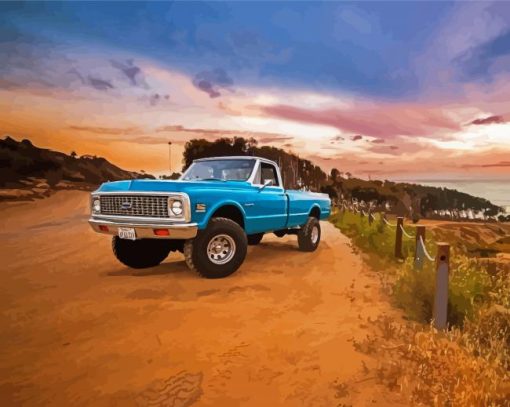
(181, 159, 256, 181)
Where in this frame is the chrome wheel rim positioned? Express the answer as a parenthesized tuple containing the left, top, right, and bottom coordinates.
(207, 234, 236, 265)
(311, 226, 319, 244)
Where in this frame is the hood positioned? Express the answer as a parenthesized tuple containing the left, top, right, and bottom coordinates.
(96, 179, 253, 193)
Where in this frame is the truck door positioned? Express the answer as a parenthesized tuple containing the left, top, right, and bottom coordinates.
(246, 161, 287, 233)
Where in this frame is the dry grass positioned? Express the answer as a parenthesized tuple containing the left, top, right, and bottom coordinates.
(354, 315, 510, 406)
(331, 211, 510, 405)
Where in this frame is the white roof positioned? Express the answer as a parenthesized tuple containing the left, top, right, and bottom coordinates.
(194, 156, 278, 166)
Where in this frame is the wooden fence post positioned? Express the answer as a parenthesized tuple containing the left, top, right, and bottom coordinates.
(414, 226, 426, 270)
(434, 243, 450, 330)
(380, 212, 386, 228)
(368, 210, 374, 225)
(394, 216, 404, 258)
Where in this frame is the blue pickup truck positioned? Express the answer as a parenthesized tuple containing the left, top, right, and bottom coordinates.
(89, 156, 331, 278)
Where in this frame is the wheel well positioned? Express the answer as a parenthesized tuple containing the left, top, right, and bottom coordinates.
(309, 206, 321, 219)
(210, 205, 245, 229)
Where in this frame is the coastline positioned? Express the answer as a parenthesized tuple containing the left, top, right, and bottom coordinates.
(395, 179, 510, 211)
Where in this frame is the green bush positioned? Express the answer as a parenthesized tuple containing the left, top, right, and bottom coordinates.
(393, 255, 493, 325)
(330, 210, 504, 327)
(330, 211, 415, 261)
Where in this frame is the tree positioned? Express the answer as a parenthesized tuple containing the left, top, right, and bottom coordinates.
(70, 151, 77, 158)
(330, 168, 339, 182)
(345, 172, 352, 179)
(182, 137, 328, 191)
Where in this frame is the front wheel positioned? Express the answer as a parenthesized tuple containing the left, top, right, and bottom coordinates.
(297, 217, 321, 252)
(112, 237, 172, 269)
(184, 217, 248, 278)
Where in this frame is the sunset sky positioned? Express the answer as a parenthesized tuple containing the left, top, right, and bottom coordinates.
(1, 1, 510, 180)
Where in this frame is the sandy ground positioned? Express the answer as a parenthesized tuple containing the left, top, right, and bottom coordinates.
(1, 191, 405, 406)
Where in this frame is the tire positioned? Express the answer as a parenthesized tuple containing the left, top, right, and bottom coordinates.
(274, 230, 287, 238)
(297, 217, 321, 252)
(247, 233, 264, 245)
(112, 237, 171, 269)
(184, 217, 248, 278)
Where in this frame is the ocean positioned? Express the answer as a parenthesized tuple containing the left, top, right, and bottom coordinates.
(399, 180, 510, 213)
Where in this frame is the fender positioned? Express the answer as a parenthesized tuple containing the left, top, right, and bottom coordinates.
(308, 203, 322, 217)
(198, 199, 247, 230)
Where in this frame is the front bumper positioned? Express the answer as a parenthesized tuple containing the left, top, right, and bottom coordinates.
(89, 217, 198, 239)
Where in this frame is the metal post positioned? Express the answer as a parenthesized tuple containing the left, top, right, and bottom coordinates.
(168, 141, 172, 173)
(394, 216, 404, 258)
(434, 243, 450, 330)
(414, 226, 426, 270)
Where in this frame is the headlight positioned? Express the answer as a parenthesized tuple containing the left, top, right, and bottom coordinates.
(169, 199, 183, 216)
(92, 198, 101, 214)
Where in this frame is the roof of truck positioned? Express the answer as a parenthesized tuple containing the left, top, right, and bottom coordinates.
(194, 156, 278, 166)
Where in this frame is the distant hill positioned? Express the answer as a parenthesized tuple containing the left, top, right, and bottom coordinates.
(0, 136, 153, 200)
(183, 137, 502, 218)
(325, 176, 501, 218)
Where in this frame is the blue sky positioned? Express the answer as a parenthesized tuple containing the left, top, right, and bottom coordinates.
(1, 1, 510, 179)
(2, 0, 497, 98)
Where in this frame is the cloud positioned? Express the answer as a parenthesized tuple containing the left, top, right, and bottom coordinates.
(258, 103, 461, 138)
(87, 76, 114, 91)
(110, 59, 148, 88)
(372, 138, 385, 144)
(462, 161, 510, 168)
(192, 68, 234, 98)
(149, 93, 170, 106)
(258, 135, 293, 144)
(155, 124, 292, 143)
(369, 144, 401, 156)
(470, 115, 506, 125)
(351, 135, 363, 141)
(69, 125, 141, 135)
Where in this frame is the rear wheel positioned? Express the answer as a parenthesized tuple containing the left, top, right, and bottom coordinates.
(247, 233, 264, 245)
(184, 217, 247, 278)
(297, 217, 321, 252)
(112, 237, 172, 269)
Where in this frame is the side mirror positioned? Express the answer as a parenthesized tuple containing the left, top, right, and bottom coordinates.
(259, 179, 273, 191)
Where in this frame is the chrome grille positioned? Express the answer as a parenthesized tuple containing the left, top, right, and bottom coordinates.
(99, 195, 169, 218)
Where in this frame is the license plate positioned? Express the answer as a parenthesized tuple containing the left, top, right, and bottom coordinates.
(118, 227, 136, 240)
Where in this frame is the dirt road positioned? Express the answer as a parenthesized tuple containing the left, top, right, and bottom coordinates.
(1, 191, 404, 406)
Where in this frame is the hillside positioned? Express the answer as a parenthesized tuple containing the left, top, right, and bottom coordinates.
(0, 136, 152, 200)
(0, 135, 502, 217)
(325, 177, 501, 218)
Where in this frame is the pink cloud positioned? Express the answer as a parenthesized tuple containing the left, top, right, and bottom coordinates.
(259, 103, 461, 139)
(470, 115, 506, 125)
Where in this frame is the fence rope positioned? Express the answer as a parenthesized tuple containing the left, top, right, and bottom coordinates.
(383, 217, 397, 227)
(419, 235, 436, 261)
(399, 224, 414, 239)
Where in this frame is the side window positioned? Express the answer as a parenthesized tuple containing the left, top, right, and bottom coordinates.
(260, 162, 279, 187)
